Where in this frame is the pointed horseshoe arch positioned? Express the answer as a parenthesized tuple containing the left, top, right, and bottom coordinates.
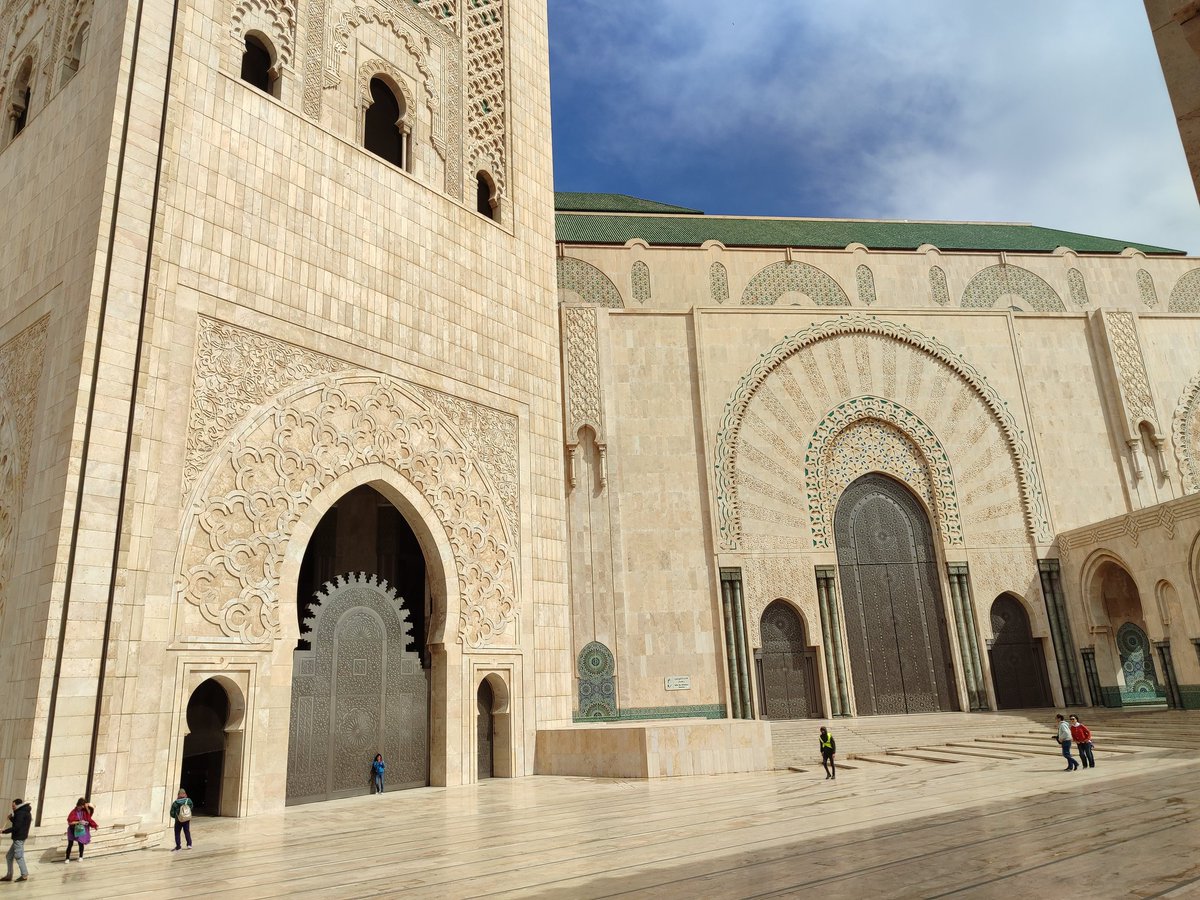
(713, 316, 1050, 551)
(175, 374, 517, 649)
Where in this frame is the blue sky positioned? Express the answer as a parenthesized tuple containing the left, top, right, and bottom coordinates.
(548, 1, 1200, 253)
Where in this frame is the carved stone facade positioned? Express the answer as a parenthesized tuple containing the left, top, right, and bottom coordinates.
(179, 373, 518, 648)
(961, 264, 1065, 312)
(741, 260, 850, 307)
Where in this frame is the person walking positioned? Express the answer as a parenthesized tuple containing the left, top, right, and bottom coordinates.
(170, 790, 194, 851)
(1055, 714, 1078, 771)
(65, 797, 97, 862)
(1, 799, 31, 882)
(1069, 715, 1095, 769)
(371, 754, 385, 794)
(819, 727, 836, 780)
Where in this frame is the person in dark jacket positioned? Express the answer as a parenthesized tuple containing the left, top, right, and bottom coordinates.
(169, 790, 194, 851)
(1, 799, 31, 882)
(819, 727, 836, 780)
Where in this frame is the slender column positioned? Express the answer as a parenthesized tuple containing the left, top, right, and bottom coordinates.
(815, 566, 850, 716)
(719, 569, 743, 719)
(1154, 641, 1183, 709)
(728, 573, 754, 718)
(947, 564, 987, 711)
(1039, 560, 1084, 706)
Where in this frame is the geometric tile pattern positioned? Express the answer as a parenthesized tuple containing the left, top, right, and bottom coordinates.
(961, 264, 1065, 312)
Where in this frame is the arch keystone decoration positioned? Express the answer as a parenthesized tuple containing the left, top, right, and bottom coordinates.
(176, 374, 517, 649)
(714, 316, 1051, 551)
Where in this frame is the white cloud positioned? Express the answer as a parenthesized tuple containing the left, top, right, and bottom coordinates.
(549, 0, 1200, 252)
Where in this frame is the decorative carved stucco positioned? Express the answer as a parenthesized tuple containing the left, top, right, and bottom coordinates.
(414, 385, 518, 537)
(929, 266, 950, 306)
(1137, 269, 1159, 309)
(557, 257, 623, 308)
(184, 317, 348, 494)
(804, 397, 962, 549)
(715, 317, 1050, 553)
(1173, 370, 1200, 493)
(1103, 310, 1159, 434)
(178, 374, 517, 648)
(855, 264, 876, 306)
(465, 0, 507, 201)
(0, 315, 48, 619)
(960, 264, 1065, 312)
(630, 260, 650, 304)
(562, 305, 602, 440)
(1067, 268, 1089, 308)
(742, 554, 815, 647)
(231, 0, 296, 70)
(0, 0, 50, 110)
(709, 261, 729, 304)
(1169, 267, 1200, 312)
(741, 260, 850, 307)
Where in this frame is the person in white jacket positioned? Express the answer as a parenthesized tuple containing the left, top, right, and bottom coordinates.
(1055, 714, 1078, 771)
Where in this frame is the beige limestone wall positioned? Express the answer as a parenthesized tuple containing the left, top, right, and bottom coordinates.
(0, 0, 567, 828)
(0, 0, 130, 820)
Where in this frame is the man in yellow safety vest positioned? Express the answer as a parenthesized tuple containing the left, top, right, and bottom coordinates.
(819, 726, 836, 779)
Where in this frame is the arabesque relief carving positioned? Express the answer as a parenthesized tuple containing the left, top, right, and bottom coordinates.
(184, 317, 348, 494)
(178, 374, 517, 648)
(715, 316, 1050, 553)
(1173, 370, 1200, 493)
(0, 315, 48, 620)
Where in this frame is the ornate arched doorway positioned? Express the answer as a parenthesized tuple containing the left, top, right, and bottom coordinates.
(834, 473, 958, 715)
(1091, 561, 1167, 708)
(756, 601, 822, 719)
(286, 485, 431, 805)
(988, 594, 1051, 709)
(181, 679, 230, 815)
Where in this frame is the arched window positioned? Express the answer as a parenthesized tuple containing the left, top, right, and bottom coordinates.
(9, 58, 33, 140)
(364, 77, 408, 170)
(476, 172, 497, 220)
(240, 35, 278, 97)
(62, 23, 90, 85)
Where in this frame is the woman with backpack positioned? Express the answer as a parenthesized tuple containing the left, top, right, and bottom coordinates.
(169, 789, 194, 851)
(65, 798, 97, 862)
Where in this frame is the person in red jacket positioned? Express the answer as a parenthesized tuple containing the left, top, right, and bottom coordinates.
(65, 798, 97, 862)
(1069, 715, 1095, 769)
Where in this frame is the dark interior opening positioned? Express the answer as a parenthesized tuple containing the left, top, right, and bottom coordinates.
(477, 173, 495, 219)
(181, 679, 230, 816)
(240, 36, 274, 95)
(296, 485, 428, 665)
(364, 78, 405, 168)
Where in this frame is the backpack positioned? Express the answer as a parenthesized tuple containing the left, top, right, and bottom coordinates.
(177, 801, 192, 823)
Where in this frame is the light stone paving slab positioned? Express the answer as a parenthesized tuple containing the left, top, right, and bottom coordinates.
(6, 747, 1199, 899)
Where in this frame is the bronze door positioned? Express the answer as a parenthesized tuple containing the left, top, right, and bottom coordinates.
(758, 601, 822, 719)
(287, 574, 429, 805)
(988, 594, 1052, 709)
(834, 474, 958, 715)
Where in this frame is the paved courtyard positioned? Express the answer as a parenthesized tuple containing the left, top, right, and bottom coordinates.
(10, 745, 1200, 899)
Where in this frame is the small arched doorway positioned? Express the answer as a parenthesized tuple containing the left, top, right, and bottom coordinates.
(988, 594, 1052, 709)
(286, 485, 432, 804)
(834, 473, 958, 715)
(756, 601, 822, 719)
(1093, 561, 1167, 708)
(181, 679, 230, 815)
(477, 680, 494, 780)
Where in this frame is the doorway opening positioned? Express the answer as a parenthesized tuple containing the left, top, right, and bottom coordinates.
(181, 679, 230, 815)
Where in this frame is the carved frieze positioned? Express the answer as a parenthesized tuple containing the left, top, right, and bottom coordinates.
(183, 316, 348, 494)
(1101, 310, 1161, 440)
(742, 554, 815, 646)
(178, 373, 518, 648)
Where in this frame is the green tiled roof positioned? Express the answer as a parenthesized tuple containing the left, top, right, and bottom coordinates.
(554, 212, 1183, 256)
(554, 192, 702, 215)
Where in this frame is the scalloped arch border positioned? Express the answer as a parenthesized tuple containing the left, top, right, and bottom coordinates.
(1172, 370, 1200, 493)
(804, 396, 962, 549)
(961, 264, 1065, 312)
(714, 316, 1051, 550)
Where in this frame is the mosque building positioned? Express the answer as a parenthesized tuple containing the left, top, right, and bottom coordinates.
(0, 0, 1197, 842)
